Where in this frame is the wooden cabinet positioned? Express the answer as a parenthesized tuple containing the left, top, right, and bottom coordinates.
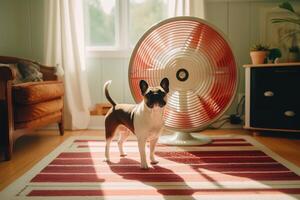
(244, 63, 300, 132)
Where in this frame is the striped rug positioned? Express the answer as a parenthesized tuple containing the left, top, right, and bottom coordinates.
(1, 135, 300, 200)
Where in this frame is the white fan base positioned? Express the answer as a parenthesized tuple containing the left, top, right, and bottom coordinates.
(158, 132, 212, 146)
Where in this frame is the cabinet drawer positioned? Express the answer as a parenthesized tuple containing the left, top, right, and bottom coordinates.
(251, 108, 300, 130)
(249, 66, 300, 131)
(251, 67, 300, 107)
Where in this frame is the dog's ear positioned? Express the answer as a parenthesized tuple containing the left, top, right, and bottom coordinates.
(160, 78, 169, 93)
(139, 80, 148, 96)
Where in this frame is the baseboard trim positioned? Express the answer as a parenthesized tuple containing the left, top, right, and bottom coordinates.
(88, 115, 105, 130)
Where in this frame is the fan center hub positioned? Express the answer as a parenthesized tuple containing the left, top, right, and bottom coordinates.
(176, 68, 189, 82)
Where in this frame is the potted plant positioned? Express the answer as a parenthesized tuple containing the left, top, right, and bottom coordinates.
(271, 2, 300, 29)
(272, 1, 300, 62)
(288, 45, 300, 62)
(250, 44, 270, 64)
(268, 48, 282, 63)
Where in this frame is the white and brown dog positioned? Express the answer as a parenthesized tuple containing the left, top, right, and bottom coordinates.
(103, 78, 169, 169)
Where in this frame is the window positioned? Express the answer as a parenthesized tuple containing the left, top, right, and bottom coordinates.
(85, 0, 116, 47)
(84, 0, 168, 54)
(129, 0, 168, 46)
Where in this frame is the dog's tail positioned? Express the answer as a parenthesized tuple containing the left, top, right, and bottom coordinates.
(103, 80, 117, 107)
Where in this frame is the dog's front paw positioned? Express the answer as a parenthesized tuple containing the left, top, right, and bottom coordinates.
(150, 160, 159, 165)
(140, 163, 149, 170)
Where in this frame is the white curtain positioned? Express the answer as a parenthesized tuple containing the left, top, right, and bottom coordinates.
(168, 0, 206, 18)
(44, 0, 91, 130)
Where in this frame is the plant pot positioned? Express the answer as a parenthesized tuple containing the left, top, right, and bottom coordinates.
(250, 51, 268, 64)
(287, 52, 300, 62)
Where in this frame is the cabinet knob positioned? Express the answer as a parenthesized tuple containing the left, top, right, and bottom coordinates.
(264, 91, 274, 97)
(284, 110, 296, 117)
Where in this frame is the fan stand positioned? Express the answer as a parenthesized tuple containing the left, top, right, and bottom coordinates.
(159, 132, 211, 146)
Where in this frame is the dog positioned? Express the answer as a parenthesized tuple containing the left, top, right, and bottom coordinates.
(103, 78, 169, 169)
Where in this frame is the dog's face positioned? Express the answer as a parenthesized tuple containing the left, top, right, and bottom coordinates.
(139, 78, 169, 109)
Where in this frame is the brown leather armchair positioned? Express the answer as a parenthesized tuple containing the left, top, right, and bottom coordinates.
(0, 56, 64, 161)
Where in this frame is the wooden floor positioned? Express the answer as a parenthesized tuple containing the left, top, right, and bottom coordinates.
(0, 129, 300, 191)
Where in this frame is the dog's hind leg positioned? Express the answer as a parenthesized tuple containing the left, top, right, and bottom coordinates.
(118, 126, 130, 157)
(104, 123, 117, 163)
(105, 137, 112, 163)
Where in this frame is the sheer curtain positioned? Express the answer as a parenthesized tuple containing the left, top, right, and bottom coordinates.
(44, 0, 91, 130)
(168, 0, 206, 18)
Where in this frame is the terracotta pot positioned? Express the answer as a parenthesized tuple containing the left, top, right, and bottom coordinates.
(250, 51, 268, 64)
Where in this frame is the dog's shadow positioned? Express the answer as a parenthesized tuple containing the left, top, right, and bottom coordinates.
(107, 157, 197, 200)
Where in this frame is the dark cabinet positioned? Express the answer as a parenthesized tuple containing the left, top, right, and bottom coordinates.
(244, 63, 300, 132)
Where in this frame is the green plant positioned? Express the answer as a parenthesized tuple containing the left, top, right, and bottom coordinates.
(250, 44, 270, 51)
(272, 1, 300, 26)
(268, 48, 282, 62)
(271, 1, 300, 40)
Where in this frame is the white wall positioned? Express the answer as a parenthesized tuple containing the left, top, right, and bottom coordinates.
(86, 57, 134, 105)
(0, 0, 45, 60)
(0, 0, 20, 56)
(1, 0, 299, 114)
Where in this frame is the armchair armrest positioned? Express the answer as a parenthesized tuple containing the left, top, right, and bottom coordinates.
(0, 56, 58, 81)
(0, 66, 16, 100)
(33, 62, 58, 81)
(0, 66, 15, 156)
(0, 66, 16, 81)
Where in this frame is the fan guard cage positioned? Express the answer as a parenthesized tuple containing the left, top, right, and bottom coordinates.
(129, 17, 238, 133)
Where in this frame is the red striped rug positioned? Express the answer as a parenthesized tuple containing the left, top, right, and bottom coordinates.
(1, 135, 300, 200)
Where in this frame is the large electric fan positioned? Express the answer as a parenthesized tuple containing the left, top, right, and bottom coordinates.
(128, 17, 238, 145)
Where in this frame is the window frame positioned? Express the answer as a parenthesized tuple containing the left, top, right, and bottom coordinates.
(85, 0, 167, 58)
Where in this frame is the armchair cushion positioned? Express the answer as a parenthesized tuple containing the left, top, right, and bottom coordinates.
(14, 98, 63, 123)
(1, 61, 44, 84)
(13, 81, 64, 104)
(17, 60, 43, 82)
